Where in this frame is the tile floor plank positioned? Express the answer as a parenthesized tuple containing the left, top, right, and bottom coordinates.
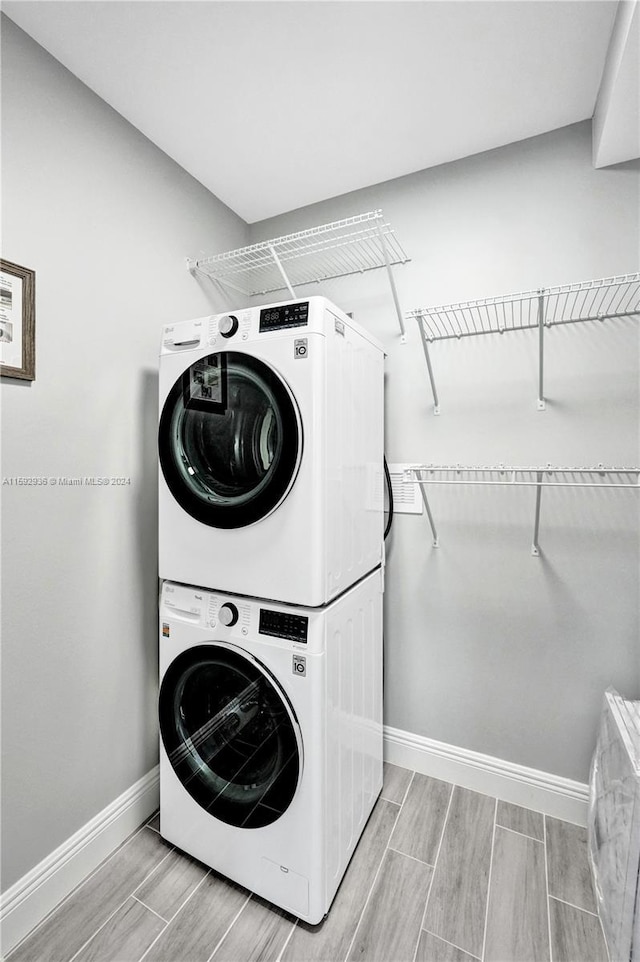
(496, 801, 544, 841)
(281, 798, 400, 962)
(484, 827, 549, 962)
(546, 817, 597, 912)
(549, 897, 609, 962)
(422, 787, 495, 959)
(209, 895, 295, 962)
(141, 872, 248, 962)
(8, 828, 171, 962)
(389, 773, 452, 865)
(381, 762, 413, 805)
(134, 847, 209, 920)
(71, 897, 165, 962)
(416, 930, 479, 961)
(347, 849, 432, 962)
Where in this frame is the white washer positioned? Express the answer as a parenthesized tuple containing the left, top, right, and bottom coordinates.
(158, 296, 384, 606)
(158, 568, 383, 923)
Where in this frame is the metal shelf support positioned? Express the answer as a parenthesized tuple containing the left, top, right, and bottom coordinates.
(405, 464, 640, 555)
(266, 243, 296, 299)
(419, 485, 440, 547)
(415, 313, 440, 414)
(532, 471, 543, 555)
(375, 221, 406, 342)
(537, 291, 545, 411)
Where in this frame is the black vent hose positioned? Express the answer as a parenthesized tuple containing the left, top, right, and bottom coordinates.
(383, 456, 394, 540)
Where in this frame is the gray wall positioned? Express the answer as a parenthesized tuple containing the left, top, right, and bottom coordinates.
(0, 17, 248, 891)
(251, 122, 640, 784)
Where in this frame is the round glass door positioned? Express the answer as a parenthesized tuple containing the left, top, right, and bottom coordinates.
(159, 352, 302, 528)
(159, 644, 302, 829)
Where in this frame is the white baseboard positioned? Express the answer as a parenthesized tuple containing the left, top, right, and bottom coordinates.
(0, 766, 159, 957)
(383, 725, 589, 826)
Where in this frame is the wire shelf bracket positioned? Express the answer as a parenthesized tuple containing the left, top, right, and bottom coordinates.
(187, 210, 411, 340)
(405, 464, 640, 555)
(407, 273, 640, 413)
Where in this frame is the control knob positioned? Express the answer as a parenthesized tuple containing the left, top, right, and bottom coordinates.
(218, 603, 239, 627)
(218, 314, 239, 338)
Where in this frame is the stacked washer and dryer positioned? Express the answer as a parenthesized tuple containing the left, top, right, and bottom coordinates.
(157, 296, 385, 923)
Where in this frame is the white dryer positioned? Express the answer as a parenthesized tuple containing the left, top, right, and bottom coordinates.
(158, 569, 383, 923)
(158, 297, 384, 606)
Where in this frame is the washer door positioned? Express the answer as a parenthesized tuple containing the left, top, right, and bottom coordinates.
(159, 644, 302, 829)
(159, 352, 302, 528)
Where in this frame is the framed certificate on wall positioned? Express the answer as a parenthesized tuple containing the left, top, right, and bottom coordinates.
(0, 259, 35, 381)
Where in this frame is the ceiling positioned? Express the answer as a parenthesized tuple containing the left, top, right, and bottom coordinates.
(3, 1, 621, 223)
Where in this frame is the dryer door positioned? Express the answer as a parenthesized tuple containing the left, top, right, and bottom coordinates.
(159, 352, 302, 528)
(159, 644, 302, 829)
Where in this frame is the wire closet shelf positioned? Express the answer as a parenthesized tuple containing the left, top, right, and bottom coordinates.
(187, 210, 410, 338)
(406, 272, 640, 413)
(405, 464, 640, 556)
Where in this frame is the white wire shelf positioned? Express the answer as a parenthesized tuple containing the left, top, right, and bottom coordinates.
(406, 273, 640, 413)
(405, 463, 640, 555)
(187, 210, 410, 338)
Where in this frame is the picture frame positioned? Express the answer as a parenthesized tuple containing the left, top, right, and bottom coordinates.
(0, 259, 35, 381)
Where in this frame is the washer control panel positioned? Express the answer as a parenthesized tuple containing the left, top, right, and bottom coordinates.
(259, 609, 308, 644)
(207, 596, 250, 633)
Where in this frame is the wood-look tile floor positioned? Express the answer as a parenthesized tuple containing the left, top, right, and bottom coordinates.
(8, 764, 610, 962)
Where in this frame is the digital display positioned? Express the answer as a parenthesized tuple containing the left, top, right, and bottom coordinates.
(259, 609, 309, 643)
(259, 302, 309, 332)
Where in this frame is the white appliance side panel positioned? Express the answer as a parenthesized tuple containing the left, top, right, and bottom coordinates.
(324, 313, 384, 600)
(324, 569, 383, 908)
